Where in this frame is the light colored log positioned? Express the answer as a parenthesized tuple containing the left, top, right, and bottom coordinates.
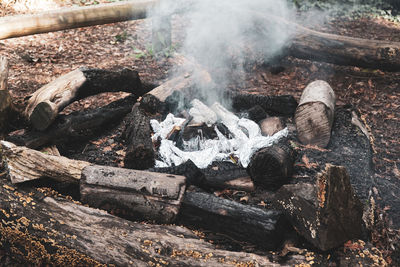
(81, 165, 186, 224)
(259, 117, 285, 137)
(0, 0, 156, 40)
(294, 80, 336, 148)
(0, 141, 90, 184)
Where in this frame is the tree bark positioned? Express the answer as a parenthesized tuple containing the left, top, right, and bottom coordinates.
(0, 0, 155, 40)
(123, 103, 155, 169)
(80, 165, 186, 224)
(0, 179, 281, 266)
(0, 56, 14, 134)
(178, 190, 288, 250)
(25, 67, 143, 131)
(8, 95, 135, 149)
(294, 80, 336, 148)
(274, 164, 363, 251)
(247, 142, 296, 190)
(0, 141, 90, 184)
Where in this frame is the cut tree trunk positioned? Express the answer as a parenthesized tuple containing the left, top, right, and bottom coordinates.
(25, 67, 143, 131)
(231, 93, 298, 116)
(123, 103, 155, 169)
(294, 80, 336, 148)
(247, 142, 296, 190)
(0, 0, 156, 40)
(80, 165, 186, 224)
(178, 190, 288, 250)
(0, 56, 14, 134)
(7, 95, 136, 149)
(0, 179, 281, 266)
(274, 164, 363, 251)
(0, 141, 90, 184)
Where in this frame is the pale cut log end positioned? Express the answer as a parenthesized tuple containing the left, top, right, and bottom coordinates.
(295, 102, 332, 148)
(30, 101, 57, 131)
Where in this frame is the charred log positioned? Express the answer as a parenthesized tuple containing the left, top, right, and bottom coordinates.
(247, 142, 296, 190)
(246, 105, 268, 123)
(178, 190, 288, 250)
(232, 93, 298, 116)
(294, 80, 336, 148)
(25, 67, 143, 131)
(80, 165, 186, 224)
(123, 103, 155, 169)
(7, 95, 136, 149)
(274, 164, 363, 251)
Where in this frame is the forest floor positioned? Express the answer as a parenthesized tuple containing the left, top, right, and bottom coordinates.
(0, 0, 399, 266)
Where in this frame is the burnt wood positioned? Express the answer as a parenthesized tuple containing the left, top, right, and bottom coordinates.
(123, 103, 155, 170)
(247, 105, 268, 123)
(247, 142, 296, 190)
(80, 165, 186, 224)
(232, 93, 298, 116)
(25, 67, 143, 130)
(7, 95, 135, 149)
(178, 190, 288, 250)
(0, 179, 280, 266)
(274, 164, 363, 251)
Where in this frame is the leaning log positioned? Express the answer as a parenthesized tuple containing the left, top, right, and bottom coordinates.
(0, 0, 156, 40)
(123, 103, 155, 169)
(294, 80, 336, 148)
(0, 141, 90, 184)
(7, 95, 136, 149)
(0, 180, 281, 266)
(80, 165, 186, 224)
(25, 67, 143, 131)
(247, 142, 296, 190)
(178, 190, 288, 250)
(274, 164, 363, 251)
(0, 56, 14, 134)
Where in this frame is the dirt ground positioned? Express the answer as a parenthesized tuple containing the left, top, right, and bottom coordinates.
(0, 0, 399, 266)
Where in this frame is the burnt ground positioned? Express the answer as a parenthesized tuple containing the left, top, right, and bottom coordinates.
(1, 1, 400, 266)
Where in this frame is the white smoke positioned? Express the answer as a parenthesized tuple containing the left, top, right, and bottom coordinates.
(149, 0, 295, 104)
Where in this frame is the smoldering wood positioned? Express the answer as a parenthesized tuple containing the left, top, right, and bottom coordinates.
(80, 165, 186, 224)
(7, 95, 135, 149)
(123, 103, 155, 170)
(274, 164, 363, 251)
(0, 56, 15, 134)
(246, 105, 267, 123)
(25, 67, 143, 131)
(259, 117, 286, 137)
(231, 93, 298, 116)
(0, 180, 281, 267)
(0, 0, 155, 40)
(178, 190, 288, 250)
(247, 142, 295, 190)
(294, 80, 336, 148)
(0, 141, 90, 184)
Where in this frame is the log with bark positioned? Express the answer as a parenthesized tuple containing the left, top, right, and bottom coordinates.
(0, 141, 90, 184)
(80, 165, 186, 224)
(294, 80, 336, 148)
(247, 142, 296, 190)
(7, 95, 136, 149)
(0, 0, 156, 40)
(0, 179, 282, 266)
(178, 190, 288, 250)
(0, 56, 15, 134)
(123, 103, 155, 169)
(274, 164, 363, 251)
(25, 67, 143, 131)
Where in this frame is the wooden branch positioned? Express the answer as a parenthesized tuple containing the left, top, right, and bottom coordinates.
(80, 165, 186, 224)
(0, 179, 281, 266)
(0, 0, 156, 40)
(0, 56, 15, 134)
(294, 80, 336, 148)
(8, 95, 135, 149)
(178, 190, 287, 250)
(274, 164, 363, 251)
(0, 141, 90, 184)
(123, 103, 155, 169)
(25, 67, 143, 131)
